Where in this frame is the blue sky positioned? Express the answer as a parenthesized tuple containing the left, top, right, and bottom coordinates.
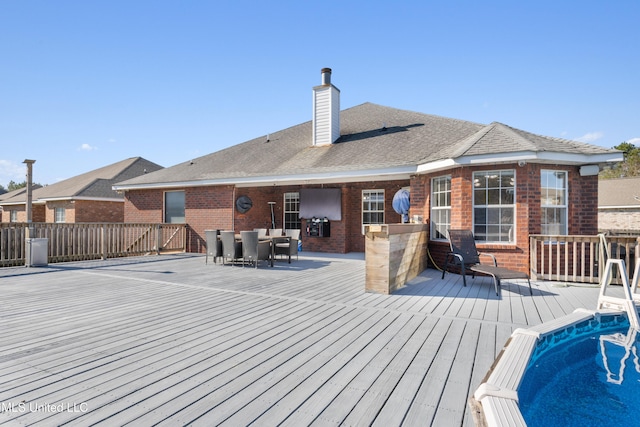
(1, 0, 638, 186)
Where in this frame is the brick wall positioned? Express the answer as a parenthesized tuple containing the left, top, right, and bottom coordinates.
(185, 186, 235, 253)
(0, 204, 45, 222)
(343, 182, 410, 253)
(569, 172, 598, 235)
(599, 210, 640, 233)
(122, 180, 411, 254)
(1, 205, 21, 222)
(420, 164, 592, 274)
(121, 164, 599, 266)
(73, 200, 123, 223)
(2, 200, 123, 223)
(45, 201, 76, 223)
(409, 175, 429, 222)
(124, 190, 164, 223)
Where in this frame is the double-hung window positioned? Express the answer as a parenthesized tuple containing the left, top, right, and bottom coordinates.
(54, 207, 66, 223)
(10, 210, 18, 223)
(431, 175, 451, 240)
(164, 191, 185, 224)
(541, 170, 568, 235)
(362, 190, 384, 232)
(473, 170, 515, 242)
(283, 192, 300, 230)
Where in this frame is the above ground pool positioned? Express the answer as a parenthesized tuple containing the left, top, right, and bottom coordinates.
(518, 314, 640, 427)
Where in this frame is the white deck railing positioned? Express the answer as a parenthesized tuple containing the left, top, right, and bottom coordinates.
(530, 234, 640, 284)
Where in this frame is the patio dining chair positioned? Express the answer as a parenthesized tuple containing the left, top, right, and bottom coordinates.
(253, 228, 268, 238)
(241, 231, 273, 268)
(220, 231, 242, 266)
(274, 229, 301, 263)
(269, 228, 283, 237)
(205, 229, 222, 264)
(442, 229, 532, 295)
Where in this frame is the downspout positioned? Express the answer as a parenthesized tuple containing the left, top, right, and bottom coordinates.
(232, 186, 236, 231)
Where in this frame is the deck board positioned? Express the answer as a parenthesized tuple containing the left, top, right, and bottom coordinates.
(0, 252, 601, 426)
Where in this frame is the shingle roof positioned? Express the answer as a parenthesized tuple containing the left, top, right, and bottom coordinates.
(114, 103, 620, 188)
(599, 177, 640, 208)
(0, 157, 163, 205)
(0, 185, 41, 202)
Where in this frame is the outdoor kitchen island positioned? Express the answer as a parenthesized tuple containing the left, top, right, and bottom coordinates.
(364, 223, 429, 294)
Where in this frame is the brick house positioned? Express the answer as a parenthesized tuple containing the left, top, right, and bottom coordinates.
(0, 157, 162, 223)
(0, 185, 41, 210)
(598, 177, 640, 234)
(113, 69, 621, 273)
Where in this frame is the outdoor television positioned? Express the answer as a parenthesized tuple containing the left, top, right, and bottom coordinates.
(299, 188, 341, 220)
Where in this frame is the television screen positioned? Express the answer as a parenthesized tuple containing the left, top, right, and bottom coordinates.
(299, 188, 342, 220)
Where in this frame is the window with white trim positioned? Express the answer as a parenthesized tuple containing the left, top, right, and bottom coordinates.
(54, 207, 66, 223)
(164, 191, 185, 223)
(284, 192, 300, 230)
(541, 170, 568, 235)
(10, 210, 18, 223)
(362, 190, 385, 230)
(431, 175, 451, 240)
(473, 170, 515, 242)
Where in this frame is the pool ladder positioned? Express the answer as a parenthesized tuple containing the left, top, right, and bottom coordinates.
(596, 234, 640, 331)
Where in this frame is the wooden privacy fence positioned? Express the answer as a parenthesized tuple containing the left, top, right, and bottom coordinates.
(530, 234, 640, 284)
(0, 223, 186, 266)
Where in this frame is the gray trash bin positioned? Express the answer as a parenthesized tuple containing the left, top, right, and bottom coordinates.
(26, 238, 48, 267)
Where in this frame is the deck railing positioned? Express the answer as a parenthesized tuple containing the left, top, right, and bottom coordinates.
(529, 234, 640, 284)
(0, 222, 186, 266)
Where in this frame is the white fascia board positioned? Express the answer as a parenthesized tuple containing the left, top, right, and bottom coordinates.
(38, 196, 123, 203)
(416, 158, 460, 174)
(112, 166, 417, 191)
(522, 151, 623, 164)
(417, 151, 623, 174)
(458, 151, 623, 165)
(0, 200, 46, 206)
(2, 196, 122, 205)
(0, 201, 27, 207)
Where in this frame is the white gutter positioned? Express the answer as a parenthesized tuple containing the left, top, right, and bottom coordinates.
(0, 200, 45, 206)
(0, 196, 123, 206)
(37, 196, 123, 203)
(112, 166, 417, 191)
(417, 151, 623, 174)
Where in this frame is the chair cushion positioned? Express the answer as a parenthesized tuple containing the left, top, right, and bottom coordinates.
(470, 265, 529, 280)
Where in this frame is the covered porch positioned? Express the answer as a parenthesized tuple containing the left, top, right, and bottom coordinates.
(0, 252, 600, 426)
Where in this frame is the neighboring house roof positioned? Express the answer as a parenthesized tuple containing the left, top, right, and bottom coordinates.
(0, 185, 43, 203)
(599, 177, 640, 209)
(0, 157, 163, 206)
(113, 103, 622, 191)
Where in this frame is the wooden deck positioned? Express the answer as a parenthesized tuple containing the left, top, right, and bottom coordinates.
(0, 252, 601, 426)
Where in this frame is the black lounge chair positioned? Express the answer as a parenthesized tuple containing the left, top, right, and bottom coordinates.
(442, 229, 532, 295)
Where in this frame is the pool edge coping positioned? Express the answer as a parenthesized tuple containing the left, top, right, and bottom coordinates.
(469, 307, 623, 427)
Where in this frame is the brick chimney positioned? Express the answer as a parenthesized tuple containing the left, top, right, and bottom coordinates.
(312, 68, 340, 146)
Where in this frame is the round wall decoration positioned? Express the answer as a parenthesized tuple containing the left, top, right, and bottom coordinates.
(235, 195, 253, 213)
